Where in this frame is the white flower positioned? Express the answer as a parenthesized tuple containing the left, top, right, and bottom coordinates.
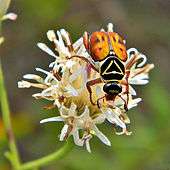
(18, 23, 154, 152)
(125, 48, 154, 86)
(40, 103, 110, 152)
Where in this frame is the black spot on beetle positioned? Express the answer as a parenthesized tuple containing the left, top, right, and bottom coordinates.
(101, 36, 105, 41)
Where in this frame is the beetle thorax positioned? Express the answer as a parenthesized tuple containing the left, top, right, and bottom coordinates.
(99, 56, 125, 83)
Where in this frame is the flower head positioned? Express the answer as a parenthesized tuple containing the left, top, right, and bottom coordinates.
(18, 23, 154, 152)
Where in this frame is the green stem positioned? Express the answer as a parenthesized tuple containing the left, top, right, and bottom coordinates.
(0, 58, 73, 170)
(0, 62, 21, 169)
(21, 140, 73, 170)
(0, 1, 73, 169)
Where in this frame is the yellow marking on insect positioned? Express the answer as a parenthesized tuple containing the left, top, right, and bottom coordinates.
(101, 60, 124, 76)
(102, 60, 113, 76)
(109, 89, 120, 93)
(114, 60, 124, 75)
(104, 79, 120, 83)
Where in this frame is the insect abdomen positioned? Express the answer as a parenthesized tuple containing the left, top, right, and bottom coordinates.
(103, 82, 122, 95)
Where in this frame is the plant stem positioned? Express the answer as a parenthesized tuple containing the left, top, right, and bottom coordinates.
(0, 1, 73, 169)
(0, 62, 21, 169)
(0, 60, 73, 170)
(21, 140, 73, 170)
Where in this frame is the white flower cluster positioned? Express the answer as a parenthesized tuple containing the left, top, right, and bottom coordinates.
(18, 23, 154, 152)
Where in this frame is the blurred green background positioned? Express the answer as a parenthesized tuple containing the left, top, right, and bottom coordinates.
(0, 0, 170, 170)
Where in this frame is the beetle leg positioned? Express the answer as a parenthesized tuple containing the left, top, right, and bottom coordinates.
(118, 94, 128, 112)
(51, 70, 61, 81)
(124, 70, 130, 111)
(86, 78, 102, 105)
(67, 55, 99, 72)
(125, 54, 139, 70)
(97, 95, 106, 108)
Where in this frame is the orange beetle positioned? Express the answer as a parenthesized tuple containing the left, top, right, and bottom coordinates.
(83, 31, 127, 62)
(70, 27, 129, 110)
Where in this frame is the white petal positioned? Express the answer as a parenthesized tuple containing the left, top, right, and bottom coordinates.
(49, 62, 55, 68)
(65, 60, 76, 68)
(73, 37, 83, 50)
(54, 100, 61, 108)
(79, 106, 90, 120)
(128, 98, 142, 109)
(60, 29, 71, 45)
(76, 45, 85, 56)
(93, 114, 106, 124)
(134, 74, 149, 80)
(47, 30, 56, 41)
(2, 13, 17, 21)
(129, 85, 136, 95)
(32, 93, 42, 99)
(40, 117, 64, 123)
(18, 81, 31, 88)
(37, 43, 57, 58)
(59, 105, 69, 117)
(23, 74, 43, 82)
(36, 68, 58, 83)
(36, 67, 49, 75)
(128, 104, 137, 110)
(137, 53, 147, 67)
(93, 125, 111, 146)
(72, 130, 83, 146)
(41, 85, 58, 98)
(56, 31, 65, 48)
(130, 79, 149, 85)
(132, 98, 142, 104)
(109, 116, 126, 129)
(85, 139, 91, 153)
(127, 48, 138, 57)
(60, 124, 69, 141)
(105, 109, 126, 129)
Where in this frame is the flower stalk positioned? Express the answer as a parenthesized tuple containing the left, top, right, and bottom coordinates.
(0, 39, 74, 170)
(0, 0, 21, 168)
(0, 29, 73, 170)
(0, 1, 73, 169)
(0, 62, 21, 169)
(21, 140, 73, 170)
